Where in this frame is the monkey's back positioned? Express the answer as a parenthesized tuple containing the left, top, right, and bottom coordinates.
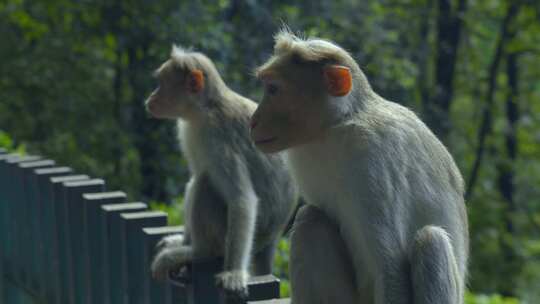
(353, 98, 469, 278)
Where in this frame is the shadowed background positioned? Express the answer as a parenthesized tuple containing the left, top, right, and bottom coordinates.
(0, 0, 539, 302)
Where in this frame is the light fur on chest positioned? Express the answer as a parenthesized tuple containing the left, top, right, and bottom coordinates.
(178, 121, 210, 175)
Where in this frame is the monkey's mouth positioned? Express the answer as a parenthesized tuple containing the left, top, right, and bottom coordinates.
(254, 136, 278, 145)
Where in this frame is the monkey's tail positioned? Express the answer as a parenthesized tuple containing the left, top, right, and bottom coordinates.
(410, 225, 463, 304)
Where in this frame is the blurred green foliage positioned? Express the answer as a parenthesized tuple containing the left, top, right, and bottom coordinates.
(1, 0, 539, 302)
(149, 197, 184, 227)
(465, 293, 520, 304)
(0, 130, 26, 154)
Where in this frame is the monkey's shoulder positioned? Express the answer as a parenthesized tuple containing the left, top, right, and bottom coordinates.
(335, 101, 459, 167)
(346, 102, 439, 148)
(349, 101, 464, 193)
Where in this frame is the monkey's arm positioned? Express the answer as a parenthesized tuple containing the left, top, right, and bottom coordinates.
(211, 156, 258, 295)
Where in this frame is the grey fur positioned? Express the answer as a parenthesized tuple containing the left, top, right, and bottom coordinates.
(257, 32, 469, 304)
(290, 205, 359, 304)
(150, 49, 297, 296)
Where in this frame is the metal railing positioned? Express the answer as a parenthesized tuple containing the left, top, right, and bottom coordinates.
(0, 148, 286, 304)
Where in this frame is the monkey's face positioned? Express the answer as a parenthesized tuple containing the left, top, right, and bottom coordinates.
(251, 59, 353, 153)
(251, 64, 331, 153)
(145, 61, 204, 120)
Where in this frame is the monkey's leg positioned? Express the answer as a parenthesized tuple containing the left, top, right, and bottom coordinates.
(252, 239, 278, 275)
(151, 244, 194, 280)
(189, 174, 227, 258)
(157, 177, 196, 250)
(290, 205, 357, 304)
(410, 225, 462, 304)
(156, 234, 185, 250)
(151, 177, 197, 280)
(151, 175, 225, 280)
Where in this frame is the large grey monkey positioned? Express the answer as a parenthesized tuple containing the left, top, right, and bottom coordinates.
(250, 30, 469, 304)
(145, 46, 297, 297)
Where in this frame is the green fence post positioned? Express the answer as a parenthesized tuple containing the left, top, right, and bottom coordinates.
(50, 175, 90, 304)
(185, 259, 282, 304)
(33, 167, 74, 301)
(0, 150, 7, 303)
(0, 154, 16, 256)
(63, 179, 105, 304)
(119, 211, 168, 304)
(186, 258, 224, 304)
(142, 226, 184, 304)
(101, 202, 147, 304)
(5, 155, 41, 285)
(18, 160, 56, 294)
(247, 299, 291, 304)
(82, 191, 127, 304)
(243, 275, 281, 303)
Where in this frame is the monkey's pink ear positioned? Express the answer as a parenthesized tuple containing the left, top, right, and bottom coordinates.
(188, 69, 205, 93)
(323, 65, 352, 97)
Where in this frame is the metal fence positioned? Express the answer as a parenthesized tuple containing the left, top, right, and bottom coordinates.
(0, 148, 288, 304)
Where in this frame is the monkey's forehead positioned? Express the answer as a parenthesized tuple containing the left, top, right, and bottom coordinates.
(256, 55, 335, 82)
(154, 60, 175, 75)
(258, 50, 353, 78)
(255, 53, 311, 79)
(255, 58, 281, 79)
(154, 59, 190, 77)
(269, 34, 359, 71)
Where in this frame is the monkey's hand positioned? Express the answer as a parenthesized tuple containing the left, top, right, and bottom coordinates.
(151, 246, 192, 281)
(216, 270, 249, 299)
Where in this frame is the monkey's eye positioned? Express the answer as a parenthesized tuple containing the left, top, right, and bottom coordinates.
(266, 84, 279, 96)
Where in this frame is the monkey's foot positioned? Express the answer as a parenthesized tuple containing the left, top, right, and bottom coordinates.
(151, 246, 192, 281)
(216, 270, 249, 299)
(156, 234, 184, 250)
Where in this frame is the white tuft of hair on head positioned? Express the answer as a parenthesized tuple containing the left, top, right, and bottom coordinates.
(171, 45, 189, 62)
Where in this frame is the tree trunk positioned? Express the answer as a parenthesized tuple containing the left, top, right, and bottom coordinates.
(423, 0, 467, 141)
(465, 1, 521, 200)
(497, 51, 521, 297)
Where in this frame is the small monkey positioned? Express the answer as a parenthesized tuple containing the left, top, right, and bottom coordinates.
(251, 31, 469, 304)
(145, 46, 297, 297)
